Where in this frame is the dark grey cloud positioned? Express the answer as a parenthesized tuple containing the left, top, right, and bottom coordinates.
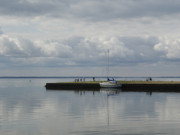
(0, 0, 68, 17)
(1, 0, 180, 21)
(68, 0, 180, 21)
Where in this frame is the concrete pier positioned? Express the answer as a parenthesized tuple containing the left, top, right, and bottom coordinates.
(45, 82, 180, 92)
(45, 83, 100, 90)
(122, 83, 180, 92)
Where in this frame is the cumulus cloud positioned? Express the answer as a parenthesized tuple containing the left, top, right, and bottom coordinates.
(0, 35, 41, 57)
(0, 35, 73, 58)
(0, 32, 180, 76)
(154, 38, 180, 59)
(0, 34, 163, 67)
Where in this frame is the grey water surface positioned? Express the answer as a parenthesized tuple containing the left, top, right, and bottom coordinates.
(0, 78, 180, 135)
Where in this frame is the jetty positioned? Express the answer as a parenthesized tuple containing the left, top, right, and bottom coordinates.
(45, 81, 180, 92)
(45, 82, 100, 90)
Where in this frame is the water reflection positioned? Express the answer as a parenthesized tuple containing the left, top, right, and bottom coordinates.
(100, 88, 121, 96)
(74, 90, 97, 96)
(146, 91, 152, 96)
(1, 81, 180, 134)
(73, 88, 121, 96)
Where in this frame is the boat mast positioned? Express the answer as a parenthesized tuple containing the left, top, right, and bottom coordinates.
(107, 49, 110, 79)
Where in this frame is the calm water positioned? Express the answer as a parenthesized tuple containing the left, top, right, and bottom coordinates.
(1, 78, 180, 135)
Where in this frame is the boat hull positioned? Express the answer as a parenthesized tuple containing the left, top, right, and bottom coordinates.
(100, 82, 122, 88)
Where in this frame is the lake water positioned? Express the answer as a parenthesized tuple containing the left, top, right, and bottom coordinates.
(1, 77, 180, 135)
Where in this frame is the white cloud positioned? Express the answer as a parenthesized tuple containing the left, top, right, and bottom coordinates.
(0, 35, 73, 58)
(0, 34, 162, 68)
(0, 0, 180, 76)
(97, 37, 134, 58)
(154, 38, 180, 59)
(0, 35, 40, 57)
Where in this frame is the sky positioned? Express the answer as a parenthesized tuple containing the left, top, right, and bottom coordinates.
(0, 0, 180, 77)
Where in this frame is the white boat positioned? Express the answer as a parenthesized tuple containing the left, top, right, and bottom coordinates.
(100, 79, 122, 88)
(99, 50, 122, 88)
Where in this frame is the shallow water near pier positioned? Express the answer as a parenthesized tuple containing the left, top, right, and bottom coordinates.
(1, 78, 180, 135)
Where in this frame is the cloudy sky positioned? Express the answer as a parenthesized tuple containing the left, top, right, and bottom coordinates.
(0, 0, 180, 77)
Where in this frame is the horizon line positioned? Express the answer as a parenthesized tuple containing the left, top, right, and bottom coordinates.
(0, 76, 179, 78)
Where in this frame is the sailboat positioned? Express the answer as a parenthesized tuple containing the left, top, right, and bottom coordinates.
(99, 50, 122, 88)
(99, 78, 121, 88)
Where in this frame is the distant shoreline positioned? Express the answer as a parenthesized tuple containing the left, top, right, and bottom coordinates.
(0, 76, 180, 79)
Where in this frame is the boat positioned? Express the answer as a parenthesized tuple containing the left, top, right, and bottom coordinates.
(100, 78, 122, 88)
(99, 50, 122, 88)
